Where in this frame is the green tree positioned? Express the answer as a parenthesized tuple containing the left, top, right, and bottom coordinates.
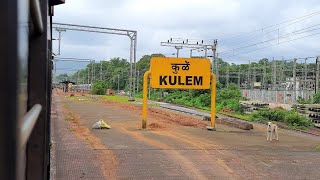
(216, 83, 242, 103)
(136, 53, 165, 92)
(56, 73, 70, 82)
(91, 80, 107, 95)
(136, 53, 165, 71)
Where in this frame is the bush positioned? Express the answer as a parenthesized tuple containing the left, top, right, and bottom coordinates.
(268, 109, 286, 122)
(251, 108, 312, 128)
(215, 84, 242, 112)
(216, 99, 242, 113)
(252, 108, 286, 122)
(91, 80, 107, 95)
(198, 94, 211, 107)
(225, 99, 242, 112)
(161, 83, 243, 112)
(216, 103, 224, 111)
(135, 92, 143, 98)
(284, 111, 313, 128)
(251, 109, 271, 121)
(297, 96, 312, 104)
(216, 85, 242, 103)
(313, 92, 320, 103)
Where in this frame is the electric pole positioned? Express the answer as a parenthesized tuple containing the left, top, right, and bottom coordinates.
(93, 60, 95, 82)
(87, 65, 90, 84)
(248, 61, 251, 89)
(90, 60, 94, 84)
(136, 70, 140, 93)
(100, 60, 103, 81)
(316, 56, 319, 93)
(129, 37, 133, 99)
(272, 57, 276, 90)
(58, 30, 62, 55)
(77, 71, 79, 84)
(118, 74, 120, 93)
(214, 40, 219, 82)
(252, 66, 256, 85)
(55, 28, 66, 55)
(226, 65, 229, 88)
(304, 58, 308, 96)
(281, 58, 285, 86)
(293, 58, 297, 102)
(263, 59, 267, 90)
(238, 68, 241, 88)
(212, 40, 218, 75)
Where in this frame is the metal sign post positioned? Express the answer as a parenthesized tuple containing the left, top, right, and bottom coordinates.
(142, 57, 216, 130)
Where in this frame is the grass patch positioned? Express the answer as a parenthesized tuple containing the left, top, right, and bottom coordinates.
(102, 95, 143, 103)
(102, 95, 131, 103)
(149, 103, 160, 107)
(198, 107, 210, 113)
(315, 145, 320, 151)
(218, 112, 256, 121)
(67, 96, 95, 102)
(231, 113, 255, 121)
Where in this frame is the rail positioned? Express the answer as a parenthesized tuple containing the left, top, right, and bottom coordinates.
(20, 104, 42, 148)
(30, 0, 43, 34)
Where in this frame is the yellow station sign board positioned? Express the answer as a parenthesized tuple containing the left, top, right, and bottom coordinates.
(150, 57, 211, 89)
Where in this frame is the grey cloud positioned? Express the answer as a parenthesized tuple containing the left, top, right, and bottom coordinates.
(53, 0, 320, 74)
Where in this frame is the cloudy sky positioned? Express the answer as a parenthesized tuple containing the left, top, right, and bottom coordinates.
(53, 0, 320, 74)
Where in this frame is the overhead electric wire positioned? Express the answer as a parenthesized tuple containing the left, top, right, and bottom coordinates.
(220, 24, 320, 55)
(219, 24, 320, 55)
(221, 10, 320, 42)
(56, 68, 82, 71)
(54, 57, 95, 62)
(220, 31, 320, 59)
(222, 19, 320, 49)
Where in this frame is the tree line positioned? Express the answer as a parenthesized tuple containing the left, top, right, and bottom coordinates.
(55, 54, 314, 92)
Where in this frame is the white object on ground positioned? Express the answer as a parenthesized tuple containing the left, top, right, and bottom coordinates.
(92, 119, 111, 129)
